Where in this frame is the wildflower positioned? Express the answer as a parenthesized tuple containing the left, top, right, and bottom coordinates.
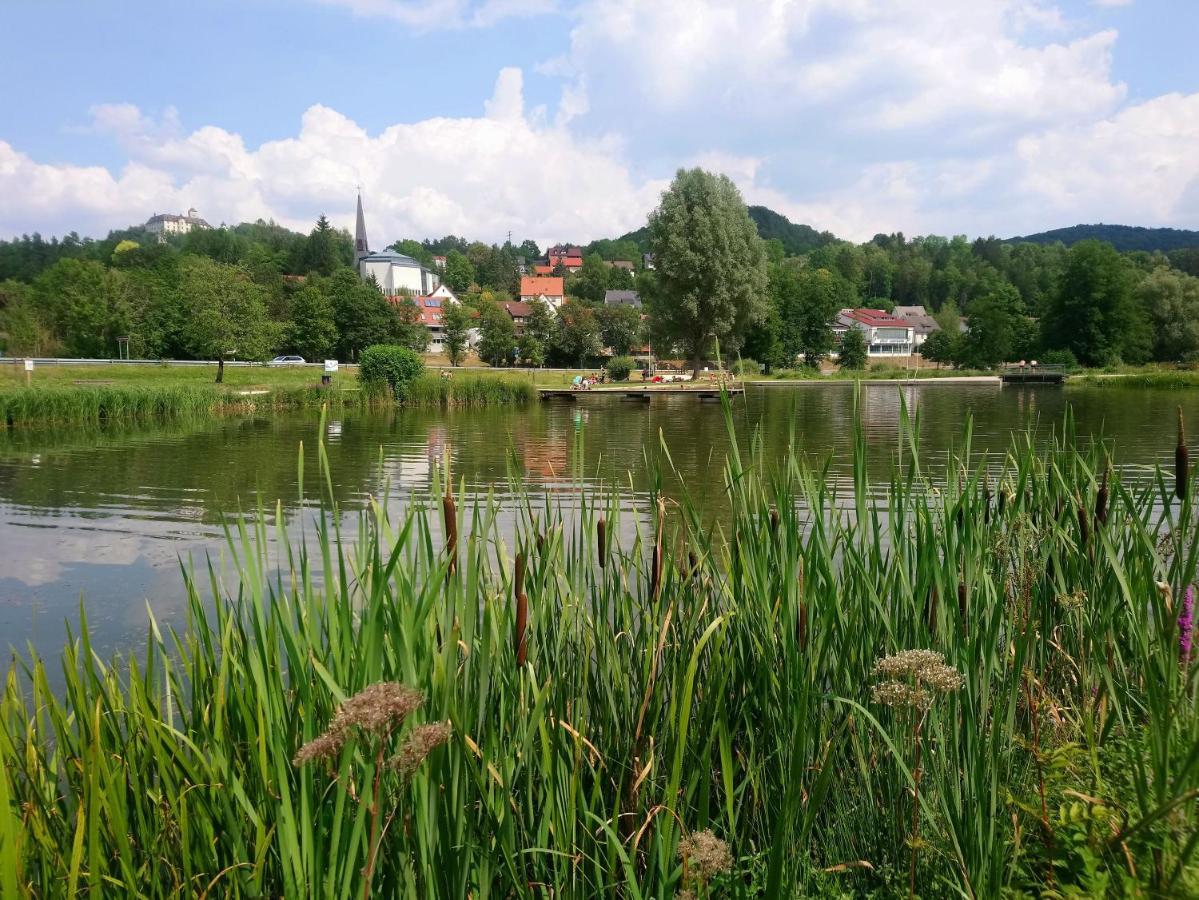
(293, 682, 425, 767)
(1181, 585, 1196, 667)
(389, 721, 452, 777)
(871, 649, 964, 711)
(678, 829, 732, 880)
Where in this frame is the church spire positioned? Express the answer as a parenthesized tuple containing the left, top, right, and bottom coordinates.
(354, 190, 369, 263)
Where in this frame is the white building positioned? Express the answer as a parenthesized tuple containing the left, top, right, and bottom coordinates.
(833, 308, 914, 356)
(354, 193, 442, 297)
(892, 305, 940, 349)
(145, 208, 210, 237)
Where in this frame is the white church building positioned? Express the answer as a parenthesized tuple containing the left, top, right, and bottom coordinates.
(354, 194, 442, 296)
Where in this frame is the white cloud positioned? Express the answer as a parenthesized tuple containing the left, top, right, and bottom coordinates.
(0, 70, 667, 246)
(1092, 0, 1132, 7)
(312, 0, 556, 29)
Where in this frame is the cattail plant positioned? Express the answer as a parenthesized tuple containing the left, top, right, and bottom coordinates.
(1177, 407, 1189, 502)
(443, 479, 458, 576)
(1095, 466, 1109, 527)
(597, 515, 607, 569)
(514, 550, 528, 667)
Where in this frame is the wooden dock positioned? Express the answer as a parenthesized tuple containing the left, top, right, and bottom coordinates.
(539, 385, 743, 402)
(1000, 364, 1066, 385)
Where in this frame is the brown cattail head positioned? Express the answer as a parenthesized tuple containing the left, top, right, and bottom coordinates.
(597, 516, 607, 569)
(514, 550, 526, 600)
(1095, 467, 1109, 527)
(1177, 407, 1189, 502)
(769, 506, 780, 536)
(997, 485, 1007, 518)
(983, 477, 992, 525)
(688, 549, 699, 579)
(1075, 491, 1089, 547)
(514, 590, 528, 667)
(442, 485, 458, 575)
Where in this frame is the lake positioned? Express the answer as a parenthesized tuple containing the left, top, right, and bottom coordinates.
(1, 381, 1194, 664)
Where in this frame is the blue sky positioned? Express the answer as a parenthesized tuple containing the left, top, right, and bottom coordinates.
(2, 0, 1197, 245)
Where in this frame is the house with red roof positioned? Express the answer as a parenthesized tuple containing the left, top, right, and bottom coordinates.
(520, 276, 565, 311)
(833, 308, 915, 357)
(501, 301, 533, 335)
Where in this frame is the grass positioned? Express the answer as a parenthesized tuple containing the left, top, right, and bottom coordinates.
(1071, 369, 1199, 389)
(403, 372, 539, 407)
(0, 365, 535, 427)
(1, 396, 1197, 897)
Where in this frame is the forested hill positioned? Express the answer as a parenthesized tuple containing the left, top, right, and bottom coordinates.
(1006, 224, 1199, 252)
(607, 205, 836, 256)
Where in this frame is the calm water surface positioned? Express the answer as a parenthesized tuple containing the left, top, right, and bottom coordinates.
(1, 382, 1195, 662)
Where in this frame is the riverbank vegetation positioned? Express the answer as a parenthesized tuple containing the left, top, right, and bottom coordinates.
(1, 399, 1195, 897)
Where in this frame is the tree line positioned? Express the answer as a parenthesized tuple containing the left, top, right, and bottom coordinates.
(4, 184, 1199, 373)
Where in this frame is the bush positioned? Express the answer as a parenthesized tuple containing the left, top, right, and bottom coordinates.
(730, 358, 760, 376)
(1039, 348, 1079, 370)
(606, 355, 634, 381)
(359, 345, 425, 398)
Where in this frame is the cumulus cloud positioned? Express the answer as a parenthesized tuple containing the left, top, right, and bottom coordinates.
(0, 69, 666, 246)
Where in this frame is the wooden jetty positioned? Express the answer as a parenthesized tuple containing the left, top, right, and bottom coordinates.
(1000, 364, 1066, 385)
(539, 385, 743, 402)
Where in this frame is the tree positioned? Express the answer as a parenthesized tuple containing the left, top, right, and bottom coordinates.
(443, 250, 475, 294)
(31, 258, 129, 358)
(919, 329, 959, 367)
(597, 304, 643, 355)
(552, 301, 603, 367)
(517, 333, 546, 367)
(955, 283, 1023, 369)
(392, 294, 431, 353)
(441, 302, 472, 366)
(359, 345, 424, 398)
(569, 254, 610, 304)
(1137, 268, 1199, 362)
(328, 270, 400, 360)
(837, 326, 868, 371)
(179, 257, 281, 382)
(303, 215, 349, 276)
(477, 302, 516, 367)
(777, 267, 852, 368)
(1042, 241, 1148, 366)
(648, 169, 769, 375)
(517, 240, 541, 262)
(287, 282, 337, 361)
(523, 298, 555, 354)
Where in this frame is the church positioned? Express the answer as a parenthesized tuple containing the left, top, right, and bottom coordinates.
(353, 193, 442, 296)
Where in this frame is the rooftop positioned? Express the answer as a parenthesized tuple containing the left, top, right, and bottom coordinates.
(520, 275, 564, 296)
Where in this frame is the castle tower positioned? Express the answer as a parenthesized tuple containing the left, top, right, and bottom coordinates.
(354, 191, 369, 265)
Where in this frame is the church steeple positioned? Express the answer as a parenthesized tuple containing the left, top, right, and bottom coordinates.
(354, 190, 369, 264)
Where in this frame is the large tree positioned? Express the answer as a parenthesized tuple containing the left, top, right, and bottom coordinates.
(955, 283, 1024, 369)
(647, 169, 768, 375)
(441, 301, 472, 366)
(287, 282, 337, 361)
(778, 266, 853, 368)
(328, 270, 400, 360)
(442, 251, 475, 294)
(179, 257, 281, 382)
(597, 303, 643, 356)
(552, 301, 603, 367)
(31, 258, 129, 358)
(477, 302, 516, 367)
(1042, 240, 1149, 366)
(302, 215, 350, 276)
(1137, 267, 1199, 362)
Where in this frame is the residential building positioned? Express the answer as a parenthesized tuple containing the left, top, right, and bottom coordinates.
(532, 264, 554, 276)
(604, 260, 635, 271)
(414, 296, 447, 352)
(519, 276, 565, 310)
(892, 305, 940, 349)
(833, 308, 914, 356)
(604, 289, 641, 309)
(642, 253, 655, 270)
(501, 301, 533, 335)
(354, 192, 442, 296)
(145, 208, 211, 237)
(432, 255, 447, 269)
(547, 243, 583, 272)
(430, 283, 459, 305)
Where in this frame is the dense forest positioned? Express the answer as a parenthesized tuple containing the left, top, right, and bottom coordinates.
(1007, 223, 1199, 252)
(2, 203, 1199, 370)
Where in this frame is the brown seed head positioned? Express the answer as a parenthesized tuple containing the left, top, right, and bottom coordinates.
(597, 516, 607, 569)
(389, 721, 452, 777)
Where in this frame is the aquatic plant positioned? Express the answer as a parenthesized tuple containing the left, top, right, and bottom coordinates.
(0, 398, 1196, 898)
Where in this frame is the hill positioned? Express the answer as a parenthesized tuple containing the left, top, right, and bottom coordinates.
(605, 205, 837, 257)
(1006, 224, 1199, 253)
